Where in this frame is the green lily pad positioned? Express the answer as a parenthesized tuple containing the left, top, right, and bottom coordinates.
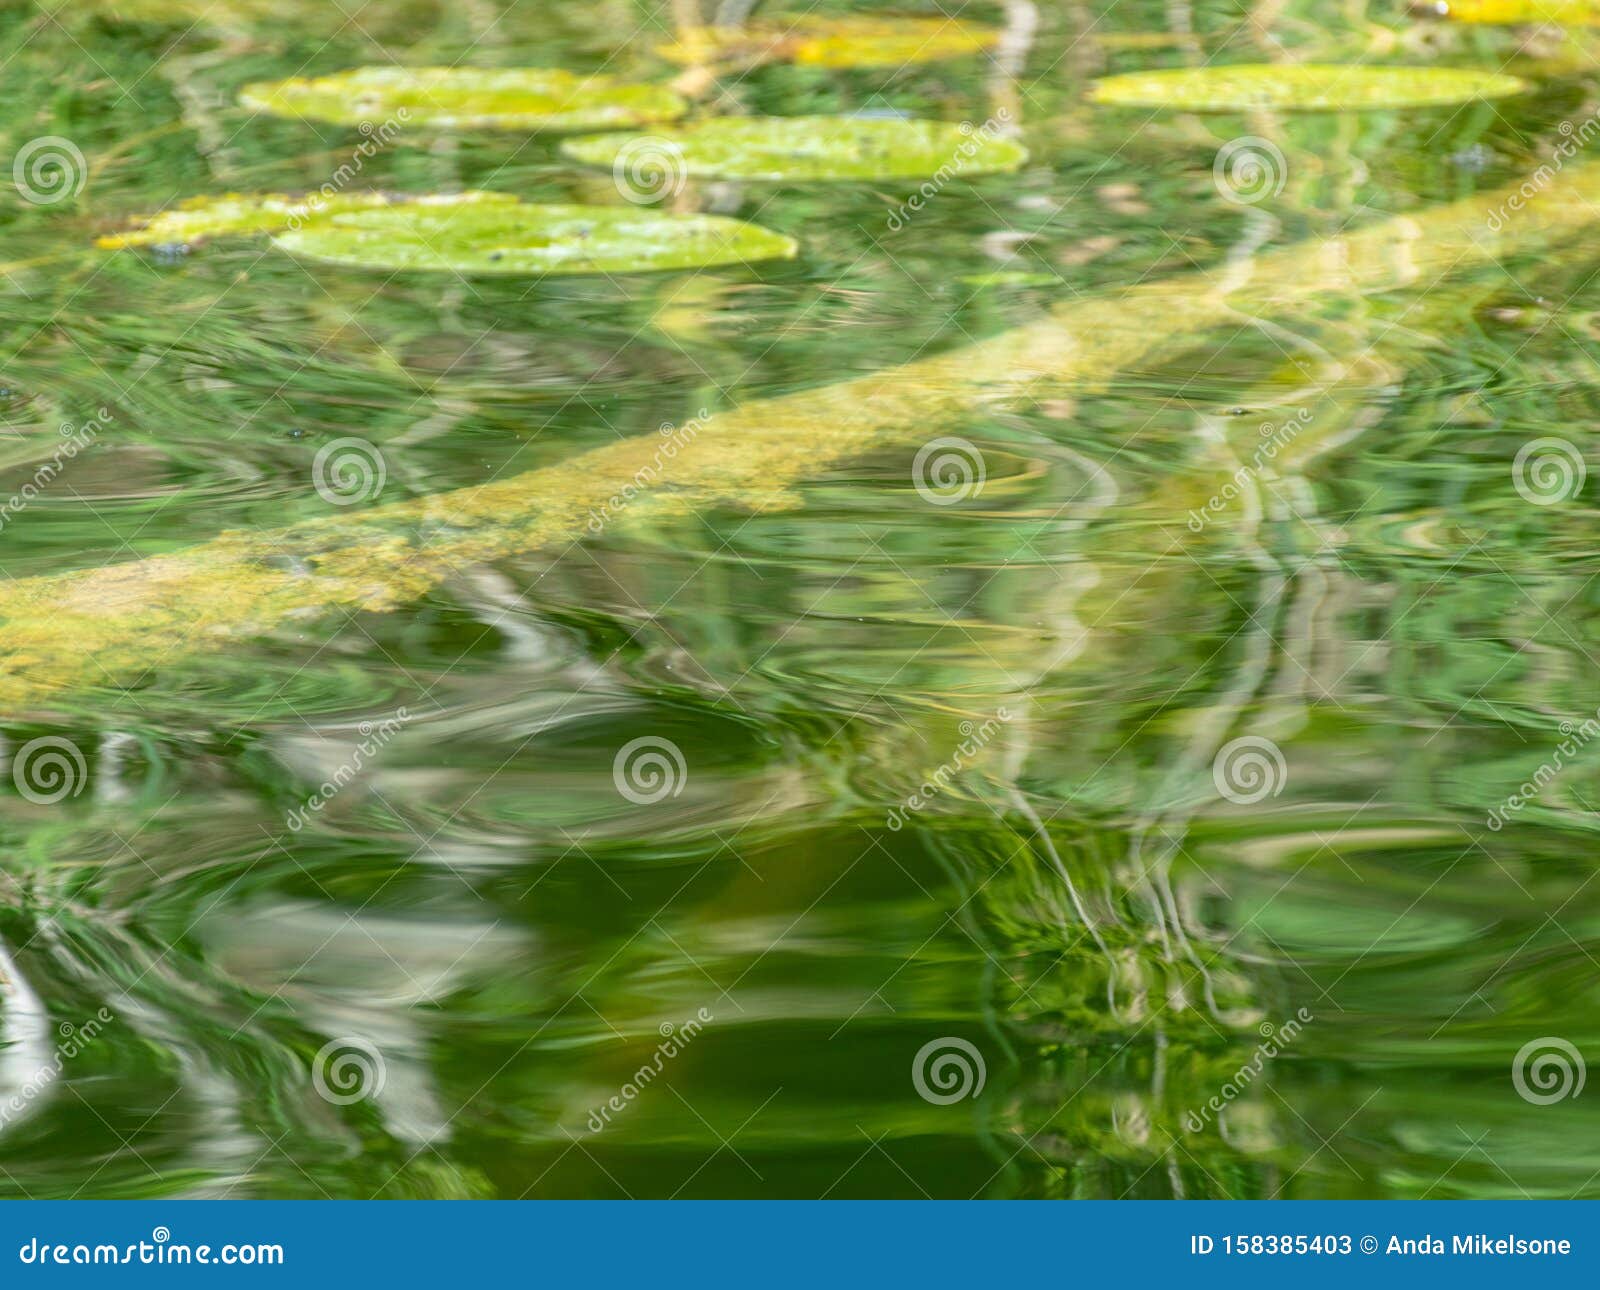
(238, 66, 689, 131)
(657, 15, 998, 69)
(562, 116, 1027, 182)
(1087, 64, 1526, 111)
(97, 190, 517, 248)
(271, 200, 797, 275)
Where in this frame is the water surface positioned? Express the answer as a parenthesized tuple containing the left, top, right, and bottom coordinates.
(0, 0, 1597, 1199)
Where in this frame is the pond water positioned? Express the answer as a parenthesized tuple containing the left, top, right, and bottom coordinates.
(0, 0, 1597, 1199)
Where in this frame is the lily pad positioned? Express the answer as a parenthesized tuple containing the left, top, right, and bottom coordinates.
(1422, 0, 1600, 20)
(96, 190, 517, 248)
(272, 201, 797, 275)
(657, 15, 999, 69)
(1087, 64, 1526, 111)
(238, 66, 689, 131)
(562, 116, 1027, 181)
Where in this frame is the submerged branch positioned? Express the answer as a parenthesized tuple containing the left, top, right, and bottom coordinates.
(2, 164, 1597, 708)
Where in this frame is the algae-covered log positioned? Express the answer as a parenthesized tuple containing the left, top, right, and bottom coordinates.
(5, 162, 1600, 709)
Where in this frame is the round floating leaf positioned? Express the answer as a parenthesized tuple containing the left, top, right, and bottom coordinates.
(657, 15, 998, 69)
(239, 66, 689, 130)
(96, 190, 517, 248)
(271, 200, 797, 275)
(1421, 0, 1600, 21)
(562, 116, 1027, 181)
(1087, 63, 1526, 111)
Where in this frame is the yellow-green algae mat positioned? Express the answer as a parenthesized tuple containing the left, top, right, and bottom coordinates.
(656, 14, 999, 68)
(98, 191, 796, 274)
(239, 66, 688, 130)
(1088, 64, 1525, 110)
(563, 116, 1027, 182)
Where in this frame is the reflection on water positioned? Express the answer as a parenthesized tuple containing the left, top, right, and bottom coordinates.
(0, 0, 1597, 1198)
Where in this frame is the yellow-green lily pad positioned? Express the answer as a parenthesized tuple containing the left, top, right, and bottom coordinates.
(272, 201, 798, 275)
(238, 66, 689, 131)
(1087, 64, 1526, 111)
(562, 116, 1027, 181)
(1421, 0, 1600, 21)
(96, 190, 517, 248)
(657, 15, 998, 69)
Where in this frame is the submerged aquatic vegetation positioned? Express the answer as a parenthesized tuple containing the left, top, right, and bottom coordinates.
(562, 115, 1028, 181)
(1088, 63, 1527, 110)
(6, 157, 1600, 709)
(271, 200, 798, 275)
(656, 14, 999, 69)
(238, 66, 689, 130)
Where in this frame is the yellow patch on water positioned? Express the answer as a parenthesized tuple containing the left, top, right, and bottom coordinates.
(657, 15, 998, 69)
